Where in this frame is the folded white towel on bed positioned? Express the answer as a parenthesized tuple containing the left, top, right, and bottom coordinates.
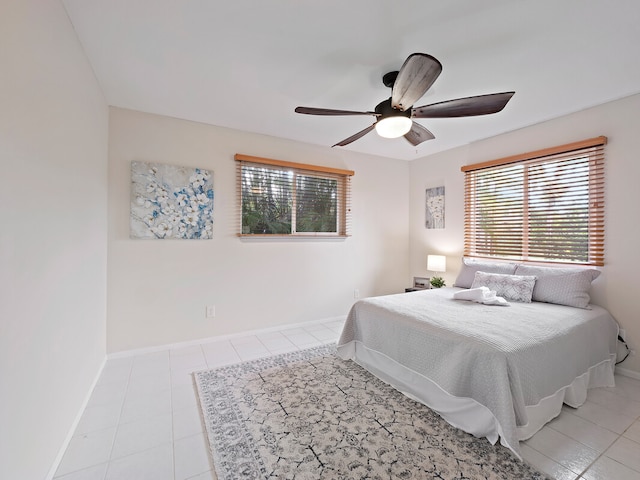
(453, 286, 509, 306)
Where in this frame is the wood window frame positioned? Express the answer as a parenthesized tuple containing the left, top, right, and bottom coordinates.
(462, 136, 606, 266)
(235, 154, 354, 238)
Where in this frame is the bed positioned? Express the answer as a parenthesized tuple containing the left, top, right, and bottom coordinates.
(336, 261, 619, 458)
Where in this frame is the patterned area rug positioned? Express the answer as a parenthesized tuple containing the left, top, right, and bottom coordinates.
(194, 344, 547, 479)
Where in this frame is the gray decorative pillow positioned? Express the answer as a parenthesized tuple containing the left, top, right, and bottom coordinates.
(514, 265, 600, 308)
(454, 258, 518, 288)
(471, 271, 537, 303)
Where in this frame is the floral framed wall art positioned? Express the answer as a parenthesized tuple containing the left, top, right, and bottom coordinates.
(130, 161, 214, 239)
(425, 186, 445, 229)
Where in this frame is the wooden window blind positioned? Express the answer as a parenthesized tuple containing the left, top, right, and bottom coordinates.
(462, 136, 606, 266)
(235, 154, 353, 237)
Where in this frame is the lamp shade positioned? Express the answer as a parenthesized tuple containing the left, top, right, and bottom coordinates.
(375, 116, 412, 138)
(427, 254, 446, 273)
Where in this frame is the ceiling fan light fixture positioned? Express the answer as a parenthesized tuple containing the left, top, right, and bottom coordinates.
(295, 54, 514, 148)
(375, 116, 412, 138)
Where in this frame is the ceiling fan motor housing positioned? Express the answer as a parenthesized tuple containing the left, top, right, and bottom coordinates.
(375, 98, 411, 120)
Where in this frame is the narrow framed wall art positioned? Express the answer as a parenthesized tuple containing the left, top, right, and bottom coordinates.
(425, 186, 445, 229)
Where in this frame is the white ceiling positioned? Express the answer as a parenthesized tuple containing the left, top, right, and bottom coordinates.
(62, 0, 640, 161)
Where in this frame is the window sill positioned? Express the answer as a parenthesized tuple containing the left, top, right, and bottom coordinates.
(238, 234, 350, 240)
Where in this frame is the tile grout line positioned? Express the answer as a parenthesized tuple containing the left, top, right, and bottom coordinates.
(546, 408, 620, 448)
(524, 439, 584, 479)
(612, 421, 640, 475)
(102, 359, 134, 480)
(529, 391, 640, 479)
(105, 356, 177, 479)
(576, 450, 607, 480)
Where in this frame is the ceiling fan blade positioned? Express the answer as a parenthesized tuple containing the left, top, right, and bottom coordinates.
(404, 122, 435, 146)
(295, 106, 377, 116)
(332, 124, 376, 147)
(412, 92, 515, 118)
(391, 53, 442, 111)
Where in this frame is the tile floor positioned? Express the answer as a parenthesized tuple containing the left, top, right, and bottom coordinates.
(53, 318, 640, 480)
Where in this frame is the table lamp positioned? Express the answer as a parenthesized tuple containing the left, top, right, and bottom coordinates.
(427, 254, 446, 288)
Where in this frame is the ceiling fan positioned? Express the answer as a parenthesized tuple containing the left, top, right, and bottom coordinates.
(295, 53, 515, 147)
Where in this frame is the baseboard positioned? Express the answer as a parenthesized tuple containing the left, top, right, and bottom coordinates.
(615, 366, 640, 380)
(107, 315, 347, 359)
(45, 356, 107, 480)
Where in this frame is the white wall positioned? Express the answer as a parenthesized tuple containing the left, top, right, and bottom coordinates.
(107, 108, 409, 352)
(409, 93, 640, 375)
(0, 1, 109, 479)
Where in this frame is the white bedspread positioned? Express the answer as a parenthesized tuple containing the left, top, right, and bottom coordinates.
(337, 287, 618, 456)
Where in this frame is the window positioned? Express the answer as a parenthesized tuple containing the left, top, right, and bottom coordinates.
(462, 136, 606, 266)
(235, 154, 353, 237)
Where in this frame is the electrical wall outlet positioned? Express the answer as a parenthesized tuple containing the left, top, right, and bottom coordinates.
(353, 289, 359, 299)
(206, 305, 216, 318)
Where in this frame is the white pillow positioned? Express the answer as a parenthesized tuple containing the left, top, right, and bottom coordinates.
(471, 271, 537, 303)
(514, 265, 600, 308)
(454, 258, 518, 288)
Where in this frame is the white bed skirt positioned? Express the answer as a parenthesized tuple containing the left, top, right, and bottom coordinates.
(337, 341, 616, 458)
